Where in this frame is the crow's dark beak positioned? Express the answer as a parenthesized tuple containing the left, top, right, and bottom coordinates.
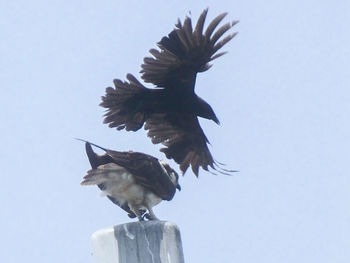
(176, 184, 181, 191)
(212, 115, 220, 125)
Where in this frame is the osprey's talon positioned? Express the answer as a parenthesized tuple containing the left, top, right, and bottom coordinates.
(127, 213, 136, 219)
(144, 210, 159, 221)
(144, 213, 152, 220)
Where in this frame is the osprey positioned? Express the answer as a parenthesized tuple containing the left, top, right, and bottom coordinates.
(100, 9, 238, 176)
(81, 141, 181, 221)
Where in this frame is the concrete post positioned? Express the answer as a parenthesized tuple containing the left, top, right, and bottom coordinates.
(91, 221, 185, 263)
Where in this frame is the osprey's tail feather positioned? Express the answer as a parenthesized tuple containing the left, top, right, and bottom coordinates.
(80, 169, 108, 186)
(80, 163, 124, 186)
(100, 74, 151, 131)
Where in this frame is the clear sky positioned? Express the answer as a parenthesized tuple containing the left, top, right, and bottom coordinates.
(1, 1, 349, 262)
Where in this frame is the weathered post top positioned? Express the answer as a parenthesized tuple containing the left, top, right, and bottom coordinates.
(91, 221, 185, 263)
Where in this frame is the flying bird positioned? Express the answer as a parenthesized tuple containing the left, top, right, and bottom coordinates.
(100, 9, 238, 176)
(81, 141, 181, 221)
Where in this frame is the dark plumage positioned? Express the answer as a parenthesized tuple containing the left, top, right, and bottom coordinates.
(101, 9, 238, 176)
(81, 140, 181, 221)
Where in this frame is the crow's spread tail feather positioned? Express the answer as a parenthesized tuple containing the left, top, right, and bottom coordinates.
(100, 74, 151, 131)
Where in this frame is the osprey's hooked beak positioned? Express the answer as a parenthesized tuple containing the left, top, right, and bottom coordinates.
(176, 184, 181, 191)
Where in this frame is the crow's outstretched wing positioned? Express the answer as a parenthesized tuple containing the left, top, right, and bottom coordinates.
(141, 9, 238, 91)
(145, 113, 215, 176)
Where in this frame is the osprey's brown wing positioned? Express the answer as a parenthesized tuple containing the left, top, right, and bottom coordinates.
(141, 8, 238, 91)
(145, 113, 215, 176)
(105, 149, 177, 201)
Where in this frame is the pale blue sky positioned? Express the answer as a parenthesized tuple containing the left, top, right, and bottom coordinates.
(1, 1, 349, 262)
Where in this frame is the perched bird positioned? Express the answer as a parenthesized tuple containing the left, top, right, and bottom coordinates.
(101, 9, 238, 176)
(80, 141, 181, 221)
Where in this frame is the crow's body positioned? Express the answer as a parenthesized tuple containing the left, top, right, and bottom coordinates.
(103, 83, 217, 129)
(101, 9, 238, 176)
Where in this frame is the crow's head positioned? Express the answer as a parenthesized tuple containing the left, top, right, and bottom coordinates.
(196, 96, 220, 124)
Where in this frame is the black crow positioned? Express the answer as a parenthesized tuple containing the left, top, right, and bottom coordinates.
(101, 9, 238, 176)
(81, 141, 181, 221)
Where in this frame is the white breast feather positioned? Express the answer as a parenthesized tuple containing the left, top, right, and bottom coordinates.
(88, 163, 162, 209)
